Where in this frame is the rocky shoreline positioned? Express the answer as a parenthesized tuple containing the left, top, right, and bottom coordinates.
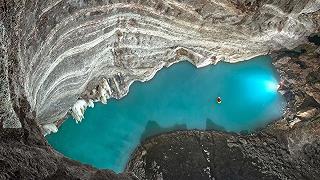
(1, 0, 320, 179)
(1, 38, 318, 180)
(126, 40, 320, 180)
(0, 95, 137, 179)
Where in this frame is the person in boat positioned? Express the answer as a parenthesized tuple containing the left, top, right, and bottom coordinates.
(216, 97, 222, 104)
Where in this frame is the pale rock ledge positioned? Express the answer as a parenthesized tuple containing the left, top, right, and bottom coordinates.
(1, 0, 320, 131)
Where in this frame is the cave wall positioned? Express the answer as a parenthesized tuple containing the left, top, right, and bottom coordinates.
(1, 0, 319, 128)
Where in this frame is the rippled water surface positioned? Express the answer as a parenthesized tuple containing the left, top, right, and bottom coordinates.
(47, 56, 285, 172)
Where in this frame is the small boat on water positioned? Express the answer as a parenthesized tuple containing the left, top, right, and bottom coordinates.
(216, 97, 222, 104)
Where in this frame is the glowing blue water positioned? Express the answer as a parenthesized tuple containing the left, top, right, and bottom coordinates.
(47, 56, 285, 173)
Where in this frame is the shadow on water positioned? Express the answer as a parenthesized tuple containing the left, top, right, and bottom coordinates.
(139, 118, 233, 141)
(205, 118, 226, 132)
(139, 118, 269, 140)
(140, 120, 187, 142)
(204, 118, 276, 135)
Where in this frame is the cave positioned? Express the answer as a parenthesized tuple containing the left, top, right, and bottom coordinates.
(1, 0, 320, 180)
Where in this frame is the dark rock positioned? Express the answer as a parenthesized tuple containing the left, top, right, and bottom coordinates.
(127, 125, 320, 180)
(308, 34, 320, 46)
(126, 43, 320, 180)
(1, 0, 320, 179)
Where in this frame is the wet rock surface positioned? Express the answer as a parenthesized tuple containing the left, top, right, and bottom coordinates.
(126, 41, 320, 180)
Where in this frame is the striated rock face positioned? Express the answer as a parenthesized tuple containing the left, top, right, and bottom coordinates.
(126, 41, 320, 180)
(1, 0, 320, 128)
(1, 0, 320, 179)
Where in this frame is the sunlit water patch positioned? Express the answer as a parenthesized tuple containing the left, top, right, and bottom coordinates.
(47, 56, 285, 172)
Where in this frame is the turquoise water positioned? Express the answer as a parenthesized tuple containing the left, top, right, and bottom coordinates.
(47, 56, 285, 173)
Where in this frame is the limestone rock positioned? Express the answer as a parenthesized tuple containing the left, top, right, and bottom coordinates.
(1, 0, 320, 127)
(1, 0, 320, 179)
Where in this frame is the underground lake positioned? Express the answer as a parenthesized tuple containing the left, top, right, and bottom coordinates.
(46, 56, 286, 173)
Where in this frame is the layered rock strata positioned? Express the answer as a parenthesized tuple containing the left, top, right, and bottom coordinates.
(1, 0, 320, 179)
(1, 0, 320, 131)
